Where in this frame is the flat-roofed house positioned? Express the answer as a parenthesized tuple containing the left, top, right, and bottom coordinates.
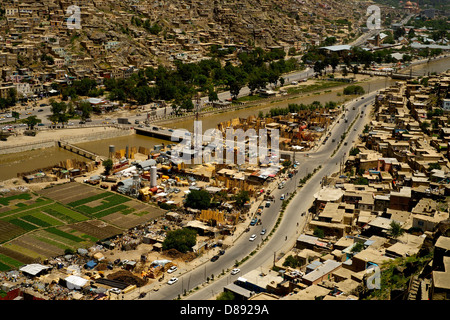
(433, 236, 450, 271)
(301, 259, 342, 286)
(389, 187, 411, 211)
(348, 248, 393, 273)
(313, 187, 344, 212)
(431, 256, 450, 300)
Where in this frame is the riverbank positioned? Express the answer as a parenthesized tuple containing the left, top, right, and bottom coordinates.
(0, 126, 134, 155)
(155, 72, 376, 127)
(0, 55, 448, 181)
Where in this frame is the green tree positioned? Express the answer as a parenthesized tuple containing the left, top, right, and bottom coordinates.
(216, 291, 235, 300)
(326, 53, 340, 73)
(388, 220, 405, 240)
(49, 100, 68, 125)
(313, 227, 324, 238)
(208, 88, 218, 102)
(350, 242, 364, 253)
(180, 99, 194, 111)
(420, 121, 430, 131)
(342, 66, 348, 77)
(77, 101, 93, 120)
(343, 85, 365, 95)
(314, 60, 326, 76)
(234, 190, 250, 208)
(228, 77, 244, 99)
(185, 189, 211, 210)
(6, 88, 17, 107)
(354, 177, 369, 185)
(23, 115, 41, 130)
(322, 36, 337, 46)
(349, 147, 360, 156)
(162, 228, 197, 253)
(102, 158, 114, 175)
(283, 255, 300, 268)
(428, 162, 441, 171)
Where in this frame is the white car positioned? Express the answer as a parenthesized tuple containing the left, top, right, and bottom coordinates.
(109, 288, 121, 294)
(231, 268, 240, 275)
(167, 266, 177, 273)
(249, 234, 257, 241)
(168, 277, 178, 285)
(260, 228, 266, 235)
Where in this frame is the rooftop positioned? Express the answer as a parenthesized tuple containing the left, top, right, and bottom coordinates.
(314, 187, 344, 202)
(302, 259, 342, 283)
(435, 236, 450, 251)
(433, 256, 450, 290)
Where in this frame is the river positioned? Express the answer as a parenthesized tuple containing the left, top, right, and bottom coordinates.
(0, 56, 448, 181)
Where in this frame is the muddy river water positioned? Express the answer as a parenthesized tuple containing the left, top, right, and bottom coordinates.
(1, 57, 449, 181)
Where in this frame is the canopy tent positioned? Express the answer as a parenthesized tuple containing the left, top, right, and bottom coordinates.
(19, 264, 51, 277)
(65, 275, 88, 290)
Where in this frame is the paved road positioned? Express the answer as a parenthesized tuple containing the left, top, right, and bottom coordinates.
(140, 89, 378, 300)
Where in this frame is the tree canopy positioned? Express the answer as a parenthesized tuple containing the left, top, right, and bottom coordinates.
(184, 189, 211, 210)
(162, 228, 197, 253)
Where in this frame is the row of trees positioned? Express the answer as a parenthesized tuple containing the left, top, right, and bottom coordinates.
(48, 99, 92, 124)
(343, 85, 365, 95)
(50, 47, 301, 112)
(184, 189, 250, 211)
(265, 101, 338, 118)
(303, 44, 433, 76)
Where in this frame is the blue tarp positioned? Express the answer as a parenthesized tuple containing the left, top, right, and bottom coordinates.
(85, 260, 97, 269)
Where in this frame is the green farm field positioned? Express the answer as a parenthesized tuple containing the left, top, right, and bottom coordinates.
(0, 182, 165, 271)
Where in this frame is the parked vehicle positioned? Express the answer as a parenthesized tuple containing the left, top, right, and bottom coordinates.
(168, 277, 178, 285)
(167, 266, 177, 273)
(109, 288, 121, 294)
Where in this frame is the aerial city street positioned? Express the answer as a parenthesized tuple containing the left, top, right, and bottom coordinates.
(0, 0, 449, 304)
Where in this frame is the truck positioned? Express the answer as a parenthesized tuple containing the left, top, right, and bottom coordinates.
(118, 118, 130, 125)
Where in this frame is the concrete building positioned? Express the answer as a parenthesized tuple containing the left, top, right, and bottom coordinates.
(431, 256, 450, 300)
(301, 259, 342, 286)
